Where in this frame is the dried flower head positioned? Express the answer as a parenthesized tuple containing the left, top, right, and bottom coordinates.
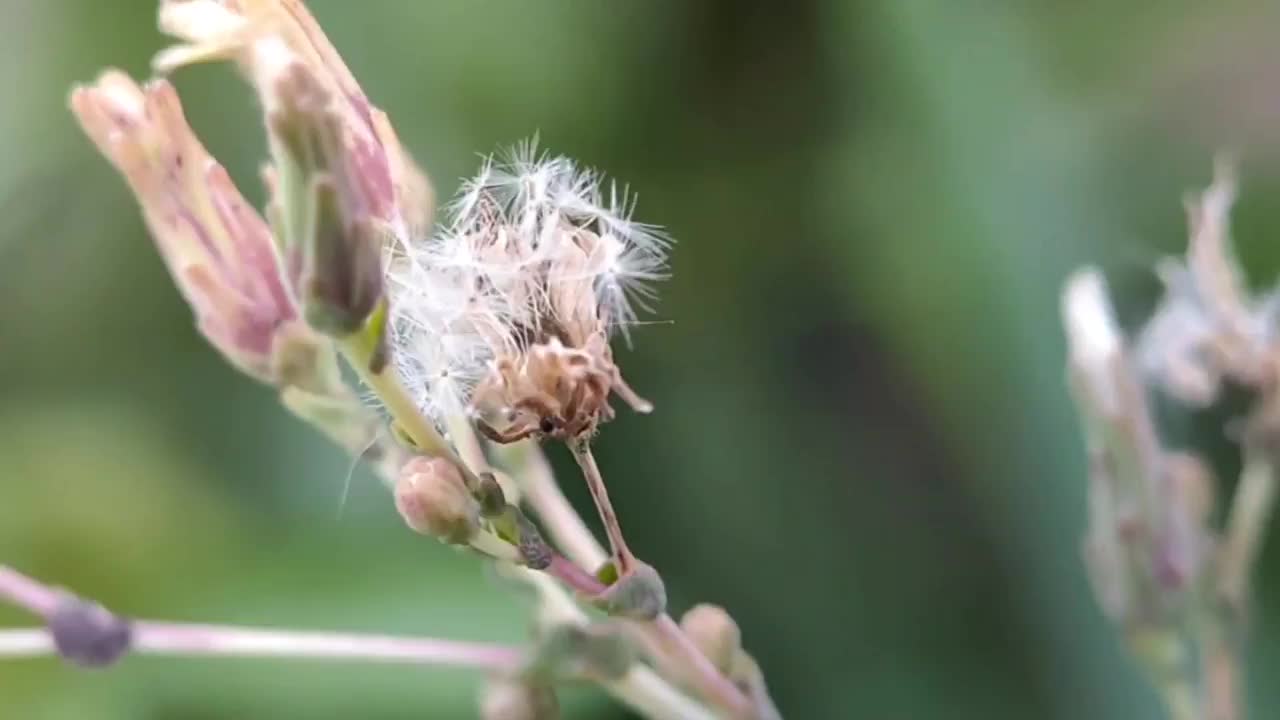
(387, 145, 668, 441)
(1137, 158, 1280, 405)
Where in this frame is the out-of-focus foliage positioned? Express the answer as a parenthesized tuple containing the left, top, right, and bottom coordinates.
(5, 2, 1280, 718)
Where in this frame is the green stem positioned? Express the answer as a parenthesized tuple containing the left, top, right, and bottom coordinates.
(336, 332, 472, 482)
(1219, 452, 1277, 615)
(1202, 622, 1241, 720)
(336, 327, 520, 564)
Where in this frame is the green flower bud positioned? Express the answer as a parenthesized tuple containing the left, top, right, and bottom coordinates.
(525, 624, 636, 682)
(590, 560, 666, 620)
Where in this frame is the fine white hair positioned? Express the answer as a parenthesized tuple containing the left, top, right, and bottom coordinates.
(386, 141, 670, 423)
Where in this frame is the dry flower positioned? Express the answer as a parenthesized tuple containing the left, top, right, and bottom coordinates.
(1062, 159, 1280, 720)
(387, 145, 667, 441)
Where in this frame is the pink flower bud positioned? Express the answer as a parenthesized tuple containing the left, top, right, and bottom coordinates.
(69, 70, 302, 382)
(155, 0, 433, 241)
(395, 457, 479, 544)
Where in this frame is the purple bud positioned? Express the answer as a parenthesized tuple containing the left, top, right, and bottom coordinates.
(48, 595, 132, 668)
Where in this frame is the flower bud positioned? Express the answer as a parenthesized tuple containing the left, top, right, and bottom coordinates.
(479, 677, 559, 720)
(154, 0, 433, 336)
(679, 603, 742, 676)
(48, 595, 133, 669)
(394, 457, 480, 544)
(1063, 270, 1211, 627)
(68, 70, 310, 385)
(590, 560, 666, 620)
(526, 624, 636, 683)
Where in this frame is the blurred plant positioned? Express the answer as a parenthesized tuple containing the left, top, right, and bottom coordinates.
(0, 1, 780, 718)
(1062, 159, 1277, 720)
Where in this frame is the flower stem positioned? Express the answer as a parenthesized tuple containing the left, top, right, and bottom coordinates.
(0, 565, 520, 670)
(0, 624, 521, 669)
(546, 554, 608, 597)
(510, 566, 718, 720)
(0, 565, 61, 617)
(451, 423, 723, 720)
(320, 361, 743, 718)
(568, 439, 636, 573)
(505, 442, 759, 718)
(0, 629, 53, 658)
(1206, 446, 1276, 720)
(337, 332, 469, 476)
(500, 440, 608, 569)
(638, 614, 755, 719)
(1204, 623, 1241, 720)
(1219, 451, 1276, 615)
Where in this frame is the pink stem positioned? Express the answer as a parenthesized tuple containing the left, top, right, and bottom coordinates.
(0, 565, 521, 671)
(638, 615, 753, 719)
(0, 565, 63, 617)
(546, 553, 608, 597)
(131, 623, 521, 668)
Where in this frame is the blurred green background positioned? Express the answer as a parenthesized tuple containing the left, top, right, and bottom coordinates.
(5, 1, 1280, 718)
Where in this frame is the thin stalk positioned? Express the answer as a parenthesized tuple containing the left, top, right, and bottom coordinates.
(1203, 624, 1241, 720)
(0, 629, 53, 658)
(1219, 451, 1277, 614)
(546, 554, 608, 597)
(568, 439, 636, 572)
(501, 440, 608, 569)
(1163, 684, 1201, 720)
(0, 625, 520, 670)
(506, 442, 758, 718)
(1206, 447, 1276, 720)
(354, 403, 722, 720)
(1129, 628, 1201, 720)
(336, 331, 522, 563)
(0, 566, 61, 616)
(636, 615, 754, 719)
(512, 567, 717, 720)
(446, 413, 491, 476)
(443, 422, 605, 598)
(336, 332, 474, 484)
(0, 565, 520, 671)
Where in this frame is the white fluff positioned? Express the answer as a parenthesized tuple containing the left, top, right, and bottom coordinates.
(386, 143, 669, 423)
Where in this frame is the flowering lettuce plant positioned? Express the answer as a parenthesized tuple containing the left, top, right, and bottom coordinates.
(0, 2, 780, 719)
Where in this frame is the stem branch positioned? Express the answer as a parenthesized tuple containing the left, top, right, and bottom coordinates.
(337, 333, 473, 484)
(0, 565, 520, 670)
(1219, 451, 1277, 614)
(507, 442, 758, 718)
(318, 369, 723, 719)
(569, 439, 636, 572)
